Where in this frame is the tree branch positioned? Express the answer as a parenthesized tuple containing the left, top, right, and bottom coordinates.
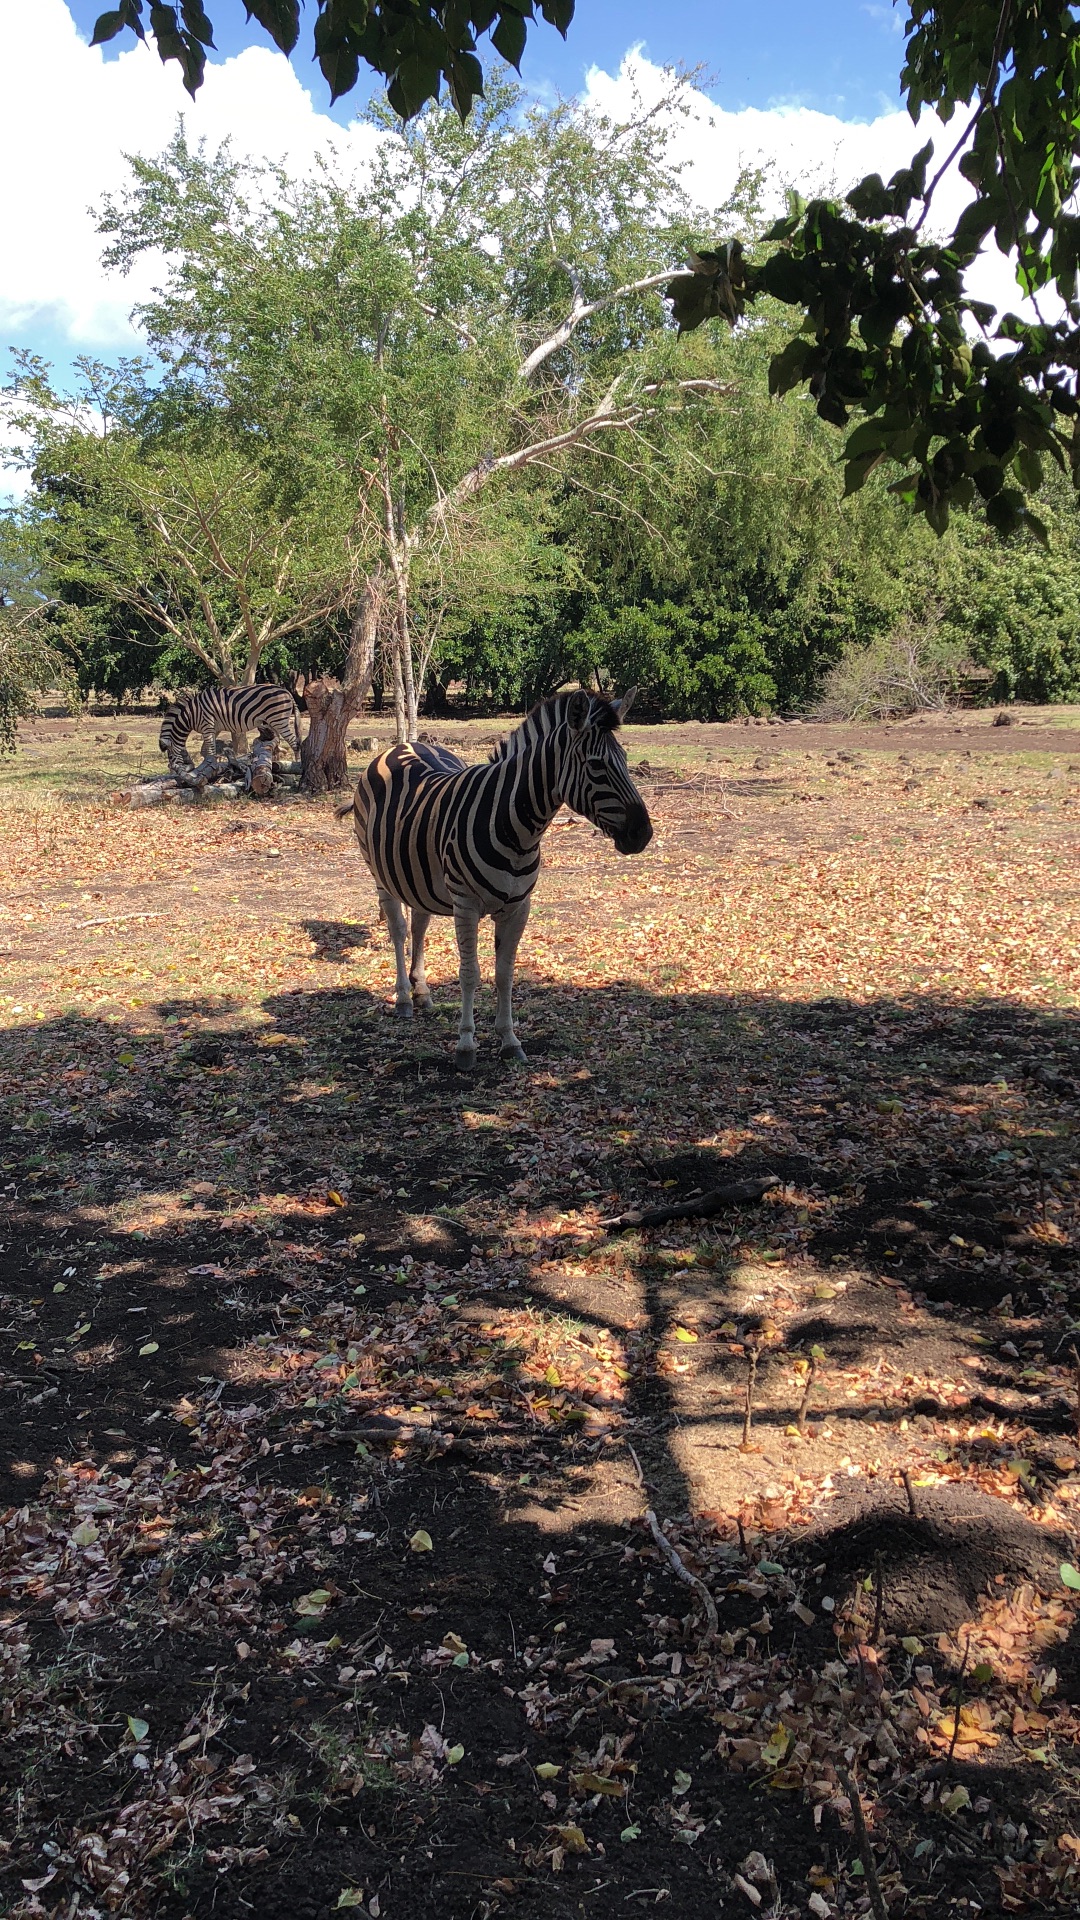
(517, 266, 698, 382)
(419, 374, 731, 546)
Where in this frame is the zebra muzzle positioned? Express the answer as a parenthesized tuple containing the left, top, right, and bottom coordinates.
(613, 805, 653, 856)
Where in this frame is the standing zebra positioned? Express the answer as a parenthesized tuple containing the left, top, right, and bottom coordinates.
(158, 685, 298, 765)
(337, 689, 652, 1067)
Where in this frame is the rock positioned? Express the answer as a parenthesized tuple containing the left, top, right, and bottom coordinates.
(971, 795, 995, 810)
(202, 782, 241, 802)
(993, 709, 1013, 726)
(114, 731, 129, 744)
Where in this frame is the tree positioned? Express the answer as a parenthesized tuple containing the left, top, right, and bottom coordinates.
(6, 355, 358, 700)
(0, 514, 73, 753)
(80, 6, 1080, 548)
(673, 4, 1080, 542)
(88, 0, 573, 117)
(93, 78, 743, 784)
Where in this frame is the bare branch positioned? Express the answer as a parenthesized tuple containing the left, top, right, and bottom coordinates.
(517, 266, 697, 382)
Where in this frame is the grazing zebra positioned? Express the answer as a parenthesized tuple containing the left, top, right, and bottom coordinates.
(337, 689, 652, 1067)
(158, 684, 298, 764)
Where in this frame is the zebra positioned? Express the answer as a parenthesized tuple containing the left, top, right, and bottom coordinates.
(158, 685, 299, 766)
(336, 688, 652, 1068)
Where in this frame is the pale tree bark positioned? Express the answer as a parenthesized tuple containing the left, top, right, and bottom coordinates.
(298, 573, 381, 794)
(300, 263, 728, 785)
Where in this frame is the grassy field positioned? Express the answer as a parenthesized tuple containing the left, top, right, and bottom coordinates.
(2, 708, 1080, 1919)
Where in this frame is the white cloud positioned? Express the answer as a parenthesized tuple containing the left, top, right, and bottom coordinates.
(0, 0, 381, 353)
(584, 52, 1039, 326)
(0, 10, 1043, 381)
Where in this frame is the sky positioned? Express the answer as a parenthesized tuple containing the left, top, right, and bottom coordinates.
(0, 3, 1015, 502)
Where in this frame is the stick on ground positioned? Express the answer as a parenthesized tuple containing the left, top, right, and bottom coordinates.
(796, 1354, 818, 1436)
(947, 1634, 973, 1767)
(645, 1508, 719, 1636)
(741, 1346, 759, 1450)
(601, 1174, 779, 1231)
(837, 1768, 889, 1920)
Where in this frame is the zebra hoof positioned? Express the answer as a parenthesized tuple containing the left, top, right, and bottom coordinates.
(500, 1043, 528, 1066)
(454, 1045, 477, 1071)
(394, 1002, 414, 1021)
(412, 994, 434, 1013)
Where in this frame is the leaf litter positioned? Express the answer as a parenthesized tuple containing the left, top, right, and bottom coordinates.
(2, 715, 1080, 1916)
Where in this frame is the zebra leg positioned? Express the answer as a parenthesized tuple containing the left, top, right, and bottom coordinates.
(379, 890, 414, 1020)
(493, 896, 531, 1065)
(452, 902, 482, 1069)
(409, 909, 434, 1011)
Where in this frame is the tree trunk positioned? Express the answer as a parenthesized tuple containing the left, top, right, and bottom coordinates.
(298, 577, 378, 795)
(299, 678, 356, 794)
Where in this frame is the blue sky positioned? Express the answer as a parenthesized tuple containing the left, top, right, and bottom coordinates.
(64, 1, 908, 123)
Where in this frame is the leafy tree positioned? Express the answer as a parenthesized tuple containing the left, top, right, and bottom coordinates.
(72, 6, 1080, 544)
(0, 514, 74, 752)
(89, 0, 573, 117)
(6, 354, 357, 699)
(92, 77, 743, 778)
(675, 4, 1080, 543)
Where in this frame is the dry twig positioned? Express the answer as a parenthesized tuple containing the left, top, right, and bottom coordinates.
(796, 1354, 818, 1436)
(947, 1634, 973, 1767)
(837, 1768, 889, 1920)
(644, 1509, 719, 1636)
(601, 1174, 779, 1231)
(741, 1345, 760, 1449)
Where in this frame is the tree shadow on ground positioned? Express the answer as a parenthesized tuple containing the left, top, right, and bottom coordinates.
(1, 979, 1078, 1917)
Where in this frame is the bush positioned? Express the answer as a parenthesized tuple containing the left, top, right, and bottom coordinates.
(812, 616, 962, 722)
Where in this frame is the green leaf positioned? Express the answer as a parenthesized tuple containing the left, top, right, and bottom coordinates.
(245, 2, 301, 55)
(127, 1714, 150, 1741)
(181, 0, 215, 44)
(761, 250, 808, 305)
(391, 53, 444, 118)
(844, 451, 882, 496)
(1061, 1562, 1080, 1590)
(91, 9, 132, 43)
(768, 337, 811, 397)
(846, 173, 892, 221)
(319, 42, 361, 105)
(490, 11, 527, 68)
(446, 1742, 465, 1763)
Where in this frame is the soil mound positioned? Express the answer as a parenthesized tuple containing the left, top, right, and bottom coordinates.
(794, 1482, 1074, 1636)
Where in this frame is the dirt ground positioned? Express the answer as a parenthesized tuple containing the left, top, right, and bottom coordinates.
(2, 705, 1080, 1919)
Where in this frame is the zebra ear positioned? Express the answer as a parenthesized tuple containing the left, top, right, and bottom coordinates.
(566, 689, 591, 733)
(615, 686, 637, 721)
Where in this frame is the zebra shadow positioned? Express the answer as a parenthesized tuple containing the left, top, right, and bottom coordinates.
(302, 918, 375, 960)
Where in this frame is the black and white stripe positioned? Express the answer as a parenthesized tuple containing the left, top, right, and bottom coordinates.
(158, 685, 298, 763)
(338, 690, 652, 1066)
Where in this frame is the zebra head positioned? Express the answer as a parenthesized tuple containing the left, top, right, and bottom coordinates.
(557, 688, 652, 855)
(158, 702, 185, 755)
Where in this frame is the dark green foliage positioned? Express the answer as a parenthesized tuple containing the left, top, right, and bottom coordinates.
(91, 0, 574, 114)
(671, 4, 1080, 544)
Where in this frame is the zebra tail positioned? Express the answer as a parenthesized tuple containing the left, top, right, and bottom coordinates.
(333, 798, 356, 821)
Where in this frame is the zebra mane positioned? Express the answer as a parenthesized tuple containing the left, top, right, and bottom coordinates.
(489, 691, 622, 761)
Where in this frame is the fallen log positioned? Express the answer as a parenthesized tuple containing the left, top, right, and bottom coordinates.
(600, 1174, 779, 1231)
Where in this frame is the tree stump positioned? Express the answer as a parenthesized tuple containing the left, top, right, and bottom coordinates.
(300, 676, 363, 794)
